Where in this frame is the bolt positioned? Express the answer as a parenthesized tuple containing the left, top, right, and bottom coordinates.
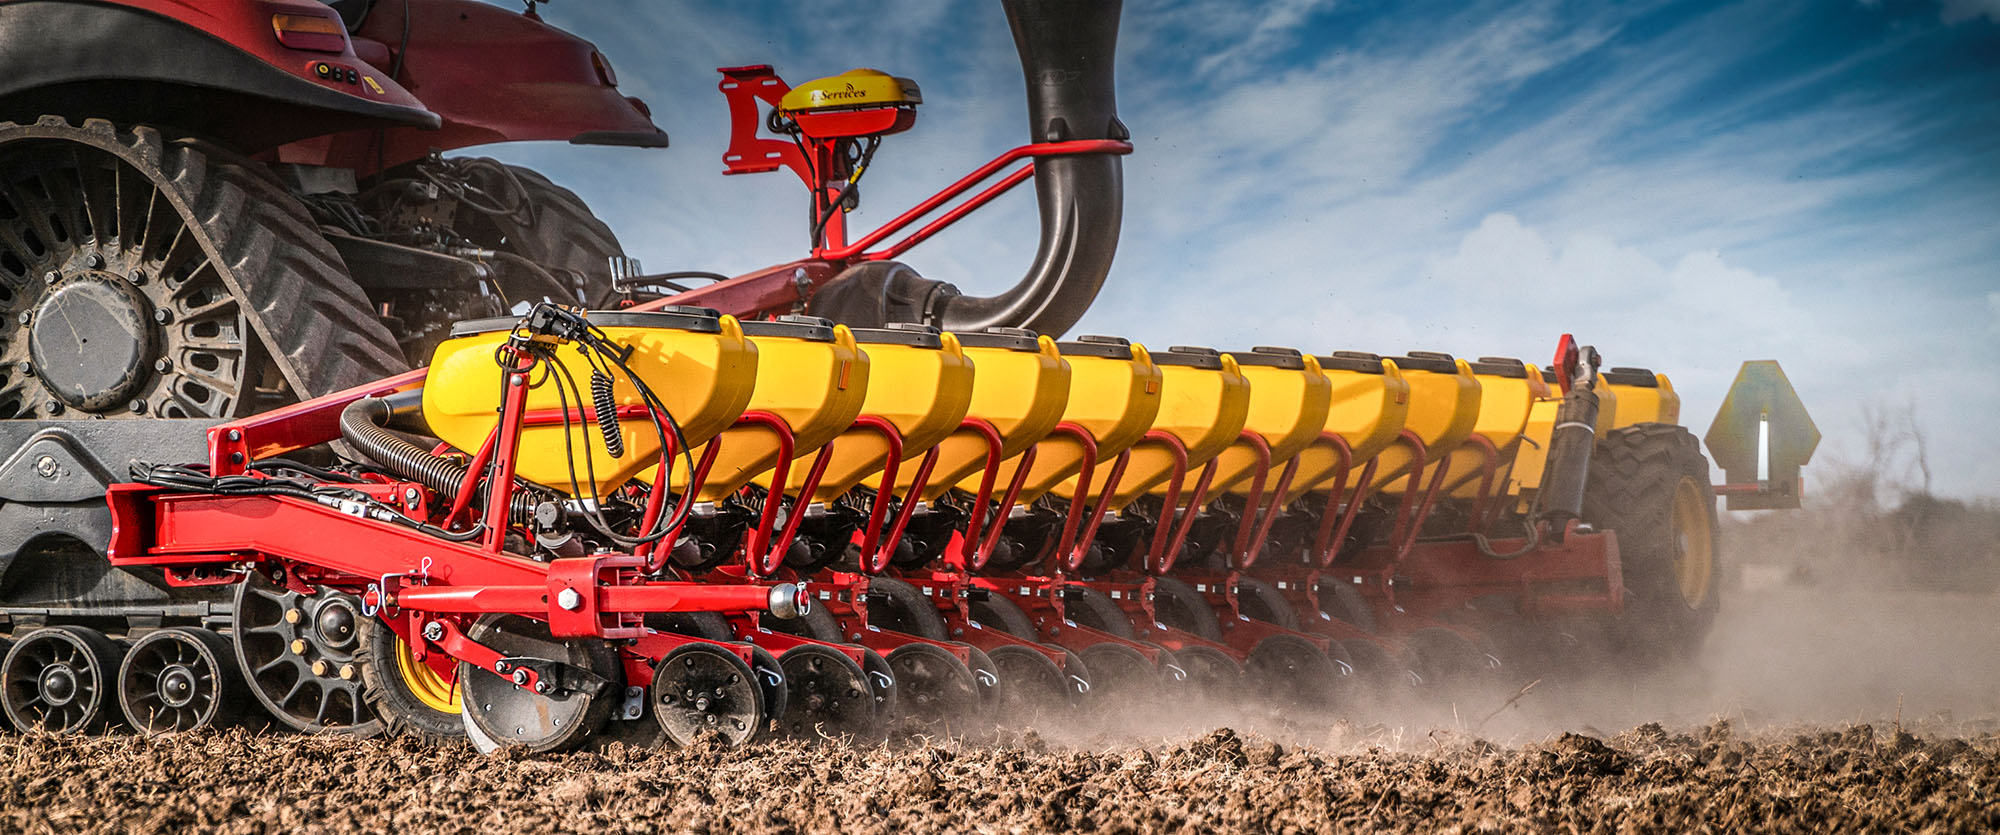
(229, 452, 244, 465)
(128, 269, 146, 286)
(310, 660, 329, 676)
(284, 608, 302, 624)
(153, 309, 172, 325)
(511, 669, 531, 687)
(128, 399, 146, 414)
(422, 621, 445, 642)
(493, 660, 512, 674)
(44, 400, 62, 416)
(556, 587, 584, 611)
(16, 312, 28, 325)
(533, 681, 553, 695)
(403, 487, 420, 506)
(16, 361, 31, 375)
(154, 359, 171, 373)
(34, 455, 57, 479)
(83, 253, 102, 269)
(289, 639, 308, 655)
(43, 271, 58, 285)
(339, 664, 356, 681)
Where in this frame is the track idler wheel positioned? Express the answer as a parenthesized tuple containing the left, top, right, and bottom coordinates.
(1243, 634, 1342, 710)
(2, 626, 124, 733)
(231, 573, 379, 735)
(118, 627, 246, 735)
(357, 618, 464, 740)
(775, 644, 877, 738)
(459, 615, 622, 754)
(985, 644, 1079, 723)
(885, 643, 980, 734)
(652, 643, 764, 747)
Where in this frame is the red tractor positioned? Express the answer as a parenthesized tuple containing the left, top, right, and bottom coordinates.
(0, 0, 665, 732)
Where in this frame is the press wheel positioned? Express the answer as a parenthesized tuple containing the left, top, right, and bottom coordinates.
(652, 643, 764, 747)
(885, 642, 980, 734)
(775, 643, 877, 739)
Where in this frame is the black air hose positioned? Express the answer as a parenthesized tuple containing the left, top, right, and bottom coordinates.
(340, 396, 470, 498)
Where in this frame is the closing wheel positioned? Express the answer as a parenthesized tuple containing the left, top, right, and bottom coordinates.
(1169, 644, 1243, 704)
(1233, 576, 1301, 631)
(2, 626, 123, 733)
(1061, 586, 1135, 639)
(860, 648, 898, 725)
(1243, 634, 1340, 709)
(1077, 642, 1157, 707)
(886, 643, 980, 734)
(866, 577, 949, 641)
(1584, 423, 1721, 664)
(968, 592, 1040, 640)
(1400, 627, 1498, 699)
(775, 644, 877, 738)
(1337, 638, 1397, 702)
(231, 573, 378, 735)
(652, 643, 764, 747)
(985, 644, 1072, 722)
(117, 627, 244, 735)
(1147, 576, 1224, 641)
(459, 615, 622, 754)
(356, 617, 463, 740)
(959, 644, 1002, 709)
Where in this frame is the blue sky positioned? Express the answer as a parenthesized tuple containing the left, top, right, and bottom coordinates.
(480, 0, 2000, 499)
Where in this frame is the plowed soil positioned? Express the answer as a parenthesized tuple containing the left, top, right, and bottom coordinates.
(3, 722, 1996, 834)
(4, 588, 1997, 834)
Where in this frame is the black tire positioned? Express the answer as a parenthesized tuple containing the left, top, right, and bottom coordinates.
(968, 592, 1040, 640)
(1233, 576, 1301, 631)
(1583, 423, 1721, 662)
(357, 617, 464, 740)
(1060, 586, 1135, 640)
(1077, 642, 1156, 707)
(0, 116, 404, 419)
(456, 160, 624, 306)
(865, 576, 949, 641)
(1146, 576, 1222, 641)
(648, 611, 736, 643)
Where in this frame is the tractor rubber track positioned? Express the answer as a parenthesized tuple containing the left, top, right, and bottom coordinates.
(0, 117, 407, 407)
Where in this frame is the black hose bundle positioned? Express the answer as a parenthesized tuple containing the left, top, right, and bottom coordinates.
(338, 397, 468, 498)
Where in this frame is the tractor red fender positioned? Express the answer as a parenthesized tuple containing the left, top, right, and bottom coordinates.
(291, 0, 666, 176)
(0, 0, 436, 151)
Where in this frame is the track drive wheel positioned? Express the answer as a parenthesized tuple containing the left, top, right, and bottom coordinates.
(232, 573, 379, 735)
(357, 617, 464, 740)
(459, 615, 622, 754)
(775, 643, 877, 739)
(652, 643, 764, 747)
(1, 626, 123, 732)
(1583, 423, 1721, 664)
(885, 642, 980, 734)
(0, 117, 403, 420)
(117, 627, 246, 735)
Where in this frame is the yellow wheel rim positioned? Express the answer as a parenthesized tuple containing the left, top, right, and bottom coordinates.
(1670, 476, 1715, 609)
(395, 635, 462, 714)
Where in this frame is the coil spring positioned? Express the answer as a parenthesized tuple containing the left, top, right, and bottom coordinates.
(591, 370, 625, 458)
